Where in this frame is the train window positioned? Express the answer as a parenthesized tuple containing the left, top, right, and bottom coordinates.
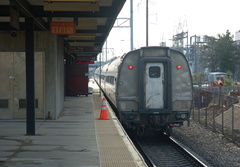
(149, 66, 160, 78)
(110, 76, 114, 84)
(105, 76, 115, 85)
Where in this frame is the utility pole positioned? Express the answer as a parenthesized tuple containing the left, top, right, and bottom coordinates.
(130, 0, 133, 50)
(112, 0, 134, 51)
(105, 40, 107, 62)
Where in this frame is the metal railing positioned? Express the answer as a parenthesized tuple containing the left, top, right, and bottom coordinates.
(192, 86, 240, 144)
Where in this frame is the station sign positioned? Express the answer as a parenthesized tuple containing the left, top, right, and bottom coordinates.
(76, 56, 97, 61)
(67, 46, 102, 53)
(50, 22, 76, 35)
(77, 61, 94, 64)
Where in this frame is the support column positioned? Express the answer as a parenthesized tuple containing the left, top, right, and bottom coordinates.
(146, 0, 148, 46)
(25, 16, 35, 135)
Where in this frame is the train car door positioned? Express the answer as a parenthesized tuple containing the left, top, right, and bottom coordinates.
(145, 63, 164, 109)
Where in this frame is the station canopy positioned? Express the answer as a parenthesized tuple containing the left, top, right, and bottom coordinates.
(0, 0, 126, 61)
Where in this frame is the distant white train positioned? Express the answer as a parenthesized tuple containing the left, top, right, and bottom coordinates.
(94, 46, 193, 136)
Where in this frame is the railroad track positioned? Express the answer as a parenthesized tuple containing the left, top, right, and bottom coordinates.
(107, 97, 208, 166)
(129, 132, 208, 167)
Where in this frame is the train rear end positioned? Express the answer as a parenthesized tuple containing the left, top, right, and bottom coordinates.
(117, 47, 192, 136)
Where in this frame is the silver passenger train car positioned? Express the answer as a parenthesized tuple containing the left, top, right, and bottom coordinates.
(94, 46, 193, 136)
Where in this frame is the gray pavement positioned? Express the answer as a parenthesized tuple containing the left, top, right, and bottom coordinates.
(0, 95, 98, 167)
(0, 94, 146, 167)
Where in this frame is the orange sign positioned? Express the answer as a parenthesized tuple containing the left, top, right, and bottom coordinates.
(50, 22, 76, 35)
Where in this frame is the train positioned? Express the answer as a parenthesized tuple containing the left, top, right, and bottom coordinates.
(94, 46, 193, 136)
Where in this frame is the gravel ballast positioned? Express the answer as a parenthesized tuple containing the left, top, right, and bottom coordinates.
(172, 120, 240, 167)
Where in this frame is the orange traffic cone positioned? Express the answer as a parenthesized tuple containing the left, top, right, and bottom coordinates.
(98, 97, 109, 120)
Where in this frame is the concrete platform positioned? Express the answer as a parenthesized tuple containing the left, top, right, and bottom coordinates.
(0, 94, 147, 167)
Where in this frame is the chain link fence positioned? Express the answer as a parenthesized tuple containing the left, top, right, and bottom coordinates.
(192, 86, 240, 144)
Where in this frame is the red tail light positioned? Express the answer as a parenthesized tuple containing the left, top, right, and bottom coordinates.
(176, 65, 182, 69)
(128, 65, 133, 70)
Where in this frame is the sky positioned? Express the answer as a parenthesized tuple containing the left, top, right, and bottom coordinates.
(103, 0, 240, 60)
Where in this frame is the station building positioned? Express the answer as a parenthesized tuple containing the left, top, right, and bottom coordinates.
(0, 0, 126, 120)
